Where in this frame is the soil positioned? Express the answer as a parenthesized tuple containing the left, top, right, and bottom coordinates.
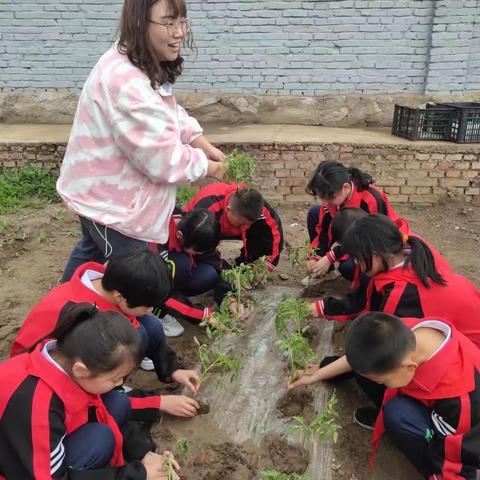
(277, 388, 316, 423)
(1, 199, 479, 479)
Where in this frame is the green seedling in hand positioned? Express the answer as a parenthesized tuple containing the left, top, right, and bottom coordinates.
(290, 391, 341, 447)
(277, 333, 316, 382)
(163, 456, 177, 480)
(202, 295, 243, 340)
(224, 151, 256, 185)
(289, 240, 316, 272)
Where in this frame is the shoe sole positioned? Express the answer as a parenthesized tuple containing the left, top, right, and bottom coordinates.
(353, 413, 375, 431)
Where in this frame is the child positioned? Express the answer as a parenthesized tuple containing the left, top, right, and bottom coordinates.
(156, 209, 228, 327)
(308, 215, 480, 347)
(0, 301, 179, 479)
(12, 251, 200, 418)
(346, 312, 480, 479)
(305, 160, 405, 281)
(184, 182, 284, 272)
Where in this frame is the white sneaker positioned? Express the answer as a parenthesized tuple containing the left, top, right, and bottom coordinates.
(301, 270, 341, 287)
(119, 385, 133, 393)
(159, 314, 185, 337)
(140, 357, 155, 371)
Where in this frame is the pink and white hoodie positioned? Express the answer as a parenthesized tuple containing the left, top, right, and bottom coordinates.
(57, 45, 208, 244)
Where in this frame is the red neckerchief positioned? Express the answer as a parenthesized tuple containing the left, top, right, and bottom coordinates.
(27, 341, 125, 466)
(370, 318, 476, 468)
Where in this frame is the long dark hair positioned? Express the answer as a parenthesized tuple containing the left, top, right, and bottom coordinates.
(118, 0, 193, 89)
(31, 302, 142, 375)
(342, 214, 446, 288)
(306, 160, 374, 199)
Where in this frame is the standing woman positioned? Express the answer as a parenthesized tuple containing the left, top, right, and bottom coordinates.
(58, 0, 225, 282)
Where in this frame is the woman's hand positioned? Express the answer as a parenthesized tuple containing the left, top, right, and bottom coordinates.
(207, 160, 226, 181)
(206, 145, 226, 162)
(171, 369, 200, 394)
(160, 395, 199, 417)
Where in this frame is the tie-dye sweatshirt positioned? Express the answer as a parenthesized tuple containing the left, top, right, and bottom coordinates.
(57, 45, 208, 243)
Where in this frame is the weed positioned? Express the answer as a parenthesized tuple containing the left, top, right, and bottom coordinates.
(0, 219, 11, 234)
(275, 296, 310, 337)
(194, 336, 241, 385)
(176, 438, 189, 455)
(290, 392, 341, 446)
(38, 228, 47, 243)
(176, 186, 196, 207)
(261, 470, 310, 480)
(224, 151, 255, 185)
(0, 165, 60, 213)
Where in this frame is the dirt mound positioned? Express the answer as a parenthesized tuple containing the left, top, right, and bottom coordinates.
(277, 388, 316, 422)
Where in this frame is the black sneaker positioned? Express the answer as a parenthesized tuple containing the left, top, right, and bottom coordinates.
(353, 406, 379, 431)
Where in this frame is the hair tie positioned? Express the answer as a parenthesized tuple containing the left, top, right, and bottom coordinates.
(402, 234, 409, 245)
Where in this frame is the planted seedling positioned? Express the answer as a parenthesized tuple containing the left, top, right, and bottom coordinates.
(176, 438, 190, 455)
(290, 391, 341, 447)
(194, 336, 241, 385)
(202, 294, 243, 340)
(222, 258, 269, 303)
(289, 240, 315, 272)
(224, 150, 256, 185)
(276, 296, 310, 337)
(261, 470, 310, 480)
(277, 333, 316, 382)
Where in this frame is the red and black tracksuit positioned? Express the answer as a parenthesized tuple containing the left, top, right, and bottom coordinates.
(0, 342, 156, 479)
(150, 216, 217, 323)
(372, 318, 480, 479)
(184, 182, 284, 272)
(308, 182, 406, 268)
(11, 263, 179, 391)
(314, 252, 480, 349)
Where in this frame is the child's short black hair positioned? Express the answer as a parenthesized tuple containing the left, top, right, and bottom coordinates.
(331, 207, 368, 244)
(306, 160, 373, 199)
(102, 250, 173, 308)
(346, 312, 416, 375)
(178, 209, 220, 253)
(229, 188, 264, 222)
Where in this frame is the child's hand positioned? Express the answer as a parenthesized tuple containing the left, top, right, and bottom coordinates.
(160, 395, 199, 417)
(307, 256, 331, 277)
(308, 302, 319, 318)
(142, 451, 179, 480)
(287, 364, 321, 390)
(171, 369, 200, 394)
(207, 160, 226, 181)
(229, 297, 245, 317)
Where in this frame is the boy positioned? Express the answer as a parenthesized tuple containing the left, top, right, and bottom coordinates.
(184, 182, 284, 271)
(346, 312, 480, 479)
(11, 251, 200, 418)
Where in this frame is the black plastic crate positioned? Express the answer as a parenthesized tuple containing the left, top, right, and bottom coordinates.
(437, 102, 480, 144)
(392, 104, 453, 141)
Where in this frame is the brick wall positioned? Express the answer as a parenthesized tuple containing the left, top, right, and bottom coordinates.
(1, 0, 479, 95)
(1, 141, 480, 205)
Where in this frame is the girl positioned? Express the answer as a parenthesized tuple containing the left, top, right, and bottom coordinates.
(58, 0, 225, 283)
(0, 302, 179, 479)
(305, 160, 406, 281)
(310, 214, 480, 345)
(156, 210, 239, 326)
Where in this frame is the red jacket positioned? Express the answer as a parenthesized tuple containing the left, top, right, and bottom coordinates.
(310, 182, 405, 258)
(184, 182, 284, 271)
(0, 342, 147, 480)
(316, 251, 480, 348)
(11, 263, 139, 357)
(372, 318, 480, 479)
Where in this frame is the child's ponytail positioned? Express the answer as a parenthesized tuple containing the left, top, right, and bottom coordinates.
(404, 236, 446, 288)
(343, 214, 447, 288)
(346, 167, 373, 191)
(30, 301, 141, 374)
